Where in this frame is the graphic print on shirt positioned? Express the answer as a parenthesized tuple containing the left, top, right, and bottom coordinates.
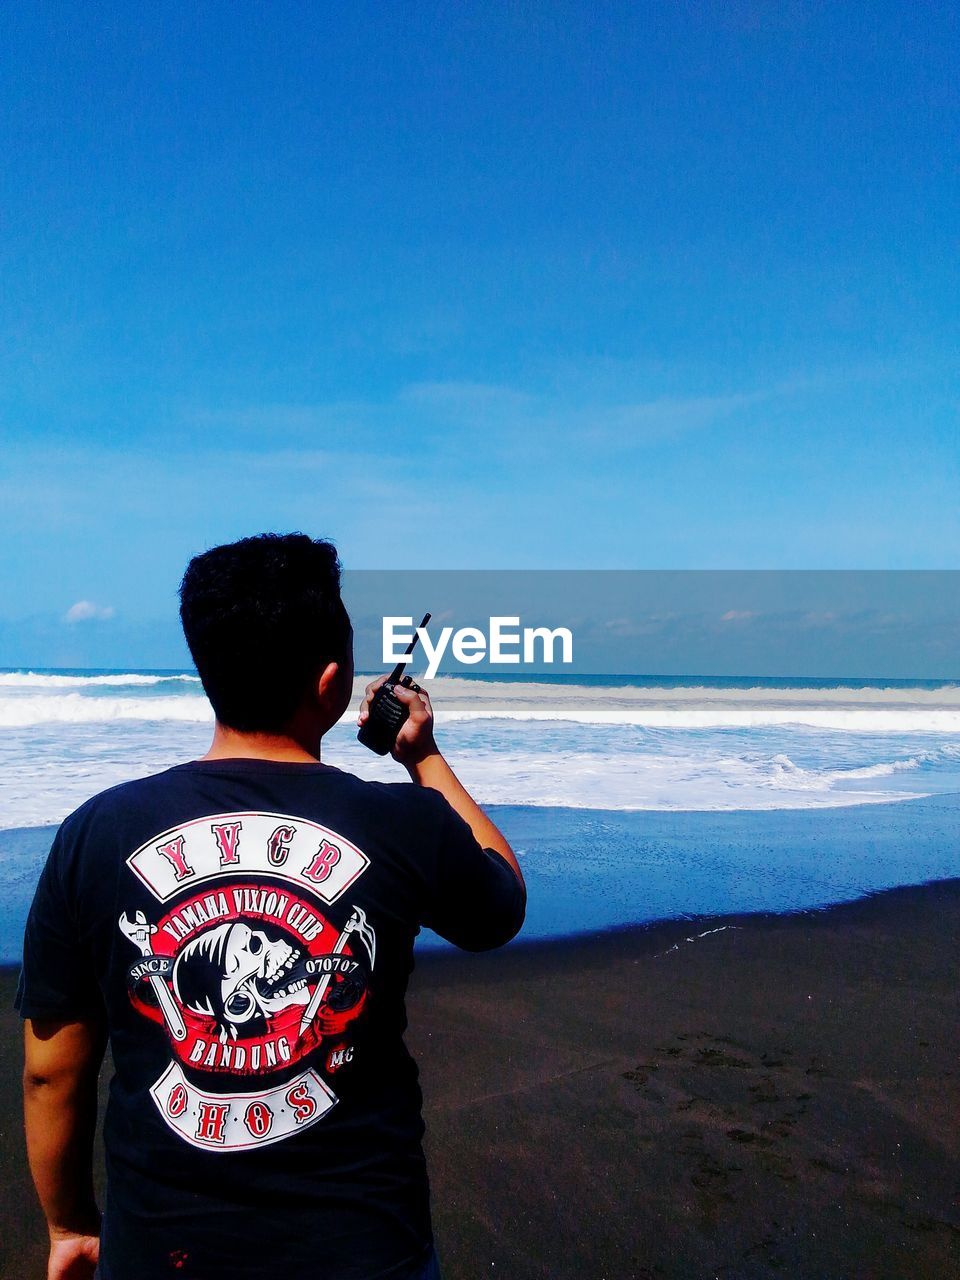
(119, 811, 376, 1152)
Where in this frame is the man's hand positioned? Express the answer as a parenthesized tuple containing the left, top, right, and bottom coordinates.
(358, 676, 439, 769)
(48, 1227, 100, 1280)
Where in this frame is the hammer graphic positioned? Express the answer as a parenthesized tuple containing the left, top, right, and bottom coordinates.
(298, 905, 376, 1040)
(119, 910, 187, 1042)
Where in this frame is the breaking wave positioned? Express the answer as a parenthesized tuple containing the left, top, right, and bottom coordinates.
(0, 671, 200, 688)
(1, 673, 959, 731)
(0, 694, 212, 727)
(2, 670, 959, 828)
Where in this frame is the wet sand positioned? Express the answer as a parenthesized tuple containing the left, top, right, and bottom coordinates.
(3, 881, 959, 1279)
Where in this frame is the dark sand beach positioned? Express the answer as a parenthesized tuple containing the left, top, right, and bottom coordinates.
(2, 881, 959, 1280)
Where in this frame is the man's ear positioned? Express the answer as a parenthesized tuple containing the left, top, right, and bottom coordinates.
(316, 661, 342, 705)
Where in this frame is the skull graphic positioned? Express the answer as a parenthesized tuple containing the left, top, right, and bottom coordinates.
(173, 921, 309, 1034)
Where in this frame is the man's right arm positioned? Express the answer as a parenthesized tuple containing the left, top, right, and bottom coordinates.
(403, 752, 524, 888)
(357, 678, 526, 893)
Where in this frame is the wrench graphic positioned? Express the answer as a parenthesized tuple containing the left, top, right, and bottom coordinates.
(119, 910, 187, 1042)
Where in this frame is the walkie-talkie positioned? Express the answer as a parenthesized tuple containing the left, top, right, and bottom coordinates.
(358, 613, 431, 755)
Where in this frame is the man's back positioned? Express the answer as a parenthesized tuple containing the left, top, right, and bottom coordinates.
(19, 758, 525, 1280)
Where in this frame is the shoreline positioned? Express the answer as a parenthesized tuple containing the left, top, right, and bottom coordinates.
(4, 878, 959, 1278)
(417, 870, 960, 959)
(5, 792, 960, 963)
(3, 870, 960, 978)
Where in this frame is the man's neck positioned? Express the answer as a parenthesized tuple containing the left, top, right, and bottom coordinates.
(200, 722, 322, 764)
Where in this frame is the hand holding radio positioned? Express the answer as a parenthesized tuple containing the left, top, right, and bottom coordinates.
(358, 674, 436, 766)
(357, 612, 437, 764)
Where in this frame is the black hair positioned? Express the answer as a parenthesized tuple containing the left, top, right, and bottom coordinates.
(172, 922, 233, 1022)
(178, 532, 351, 732)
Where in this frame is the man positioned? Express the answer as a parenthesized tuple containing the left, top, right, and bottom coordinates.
(18, 533, 526, 1280)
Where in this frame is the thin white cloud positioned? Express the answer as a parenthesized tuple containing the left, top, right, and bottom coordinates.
(64, 600, 115, 623)
(177, 379, 769, 458)
(400, 381, 536, 412)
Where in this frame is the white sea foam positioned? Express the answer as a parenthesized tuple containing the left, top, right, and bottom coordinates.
(439, 706, 960, 731)
(0, 671, 200, 688)
(341, 745, 930, 812)
(1, 674, 959, 731)
(2, 673, 959, 829)
(422, 678, 960, 731)
(0, 735, 944, 830)
(0, 694, 212, 727)
(427, 677, 960, 706)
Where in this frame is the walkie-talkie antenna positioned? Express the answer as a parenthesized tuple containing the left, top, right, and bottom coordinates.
(387, 613, 431, 683)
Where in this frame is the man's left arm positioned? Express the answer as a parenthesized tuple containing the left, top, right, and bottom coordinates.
(24, 1017, 106, 1280)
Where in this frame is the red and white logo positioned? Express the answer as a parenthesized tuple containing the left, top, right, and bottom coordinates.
(119, 812, 376, 1151)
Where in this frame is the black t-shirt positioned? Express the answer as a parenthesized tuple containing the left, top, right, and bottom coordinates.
(17, 759, 525, 1280)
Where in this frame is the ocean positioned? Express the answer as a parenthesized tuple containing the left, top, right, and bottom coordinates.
(2, 669, 960, 961)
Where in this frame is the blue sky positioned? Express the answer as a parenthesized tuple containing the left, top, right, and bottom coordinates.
(1, 2, 957, 664)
